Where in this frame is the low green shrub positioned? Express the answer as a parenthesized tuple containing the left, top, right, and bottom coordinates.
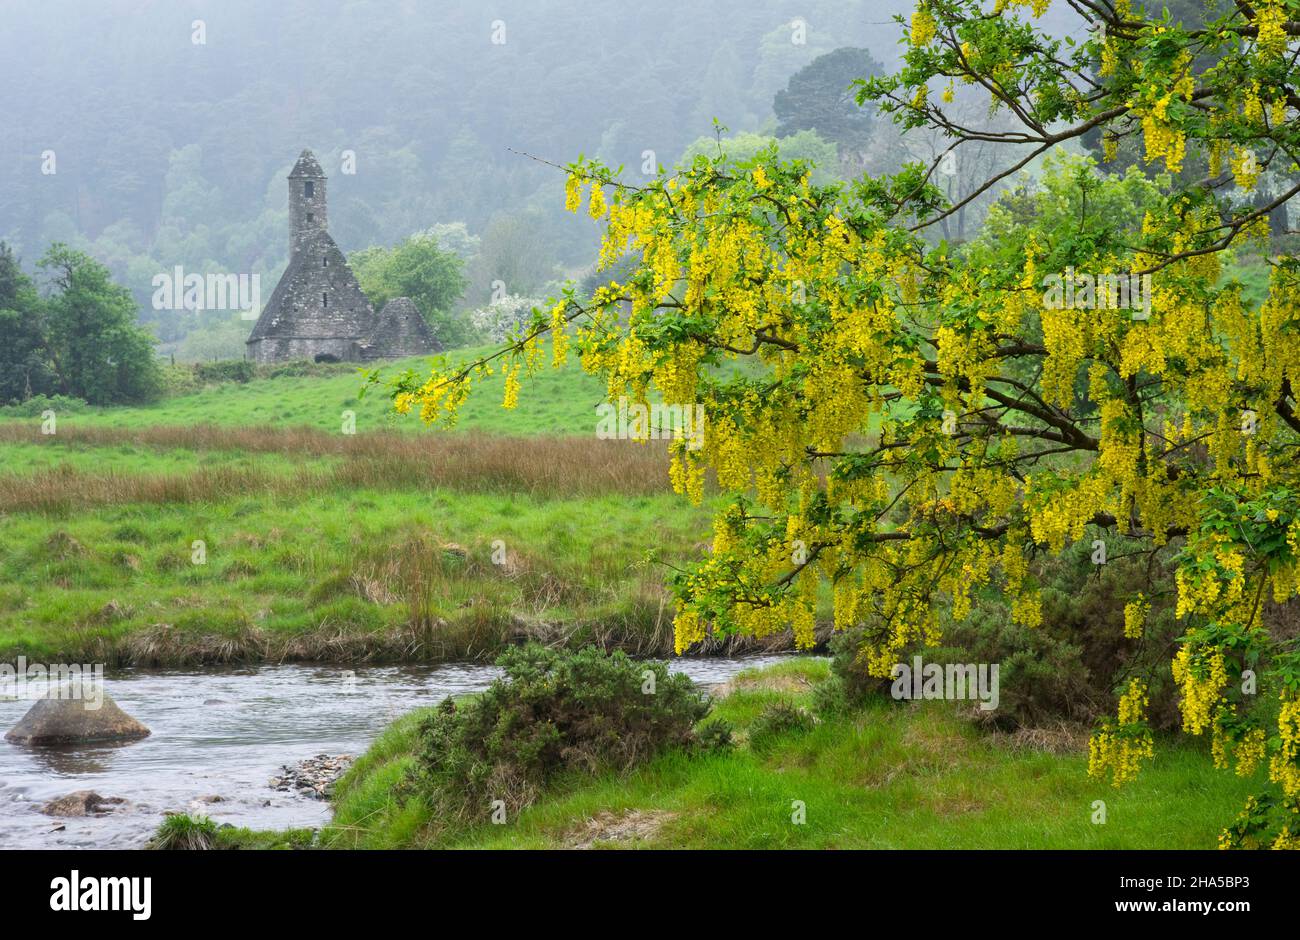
(826, 626, 893, 706)
(0, 393, 89, 417)
(945, 538, 1184, 730)
(412, 644, 711, 818)
(694, 717, 735, 752)
(810, 672, 855, 718)
(261, 359, 354, 379)
(159, 364, 202, 396)
(195, 359, 255, 384)
(748, 699, 816, 751)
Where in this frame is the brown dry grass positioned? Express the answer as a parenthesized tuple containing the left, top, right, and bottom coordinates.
(0, 424, 671, 513)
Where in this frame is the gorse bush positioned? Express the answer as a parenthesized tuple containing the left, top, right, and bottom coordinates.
(412, 644, 711, 817)
(748, 699, 816, 752)
(826, 537, 1186, 732)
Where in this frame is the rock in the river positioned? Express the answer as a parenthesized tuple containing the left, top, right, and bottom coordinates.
(4, 693, 151, 746)
(41, 791, 126, 817)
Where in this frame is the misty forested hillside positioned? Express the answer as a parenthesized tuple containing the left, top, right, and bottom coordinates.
(0, 2, 890, 337)
(0, 0, 1080, 357)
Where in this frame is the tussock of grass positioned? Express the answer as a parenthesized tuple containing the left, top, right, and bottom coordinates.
(148, 813, 218, 850)
(149, 814, 314, 850)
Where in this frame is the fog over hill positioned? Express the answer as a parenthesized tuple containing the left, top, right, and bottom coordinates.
(0, 0, 1082, 355)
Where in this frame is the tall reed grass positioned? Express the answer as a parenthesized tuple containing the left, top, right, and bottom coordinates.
(0, 425, 672, 512)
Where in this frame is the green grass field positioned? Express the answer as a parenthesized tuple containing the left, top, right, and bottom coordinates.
(28, 349, 607, 435)
(203, 658, 1253, 851)
(0, 353, 725, 663)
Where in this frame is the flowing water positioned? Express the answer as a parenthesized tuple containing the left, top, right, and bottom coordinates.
(0, 655, 792, 849)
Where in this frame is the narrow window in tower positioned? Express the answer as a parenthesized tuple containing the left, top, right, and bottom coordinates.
(304, 181, 314, 198)
(306, 213, 314, 223)
(322, 292, 328, 308)
(322, 256, 328, 267)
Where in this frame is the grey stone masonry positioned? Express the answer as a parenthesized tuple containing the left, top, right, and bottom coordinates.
(247, 149, 443, 363)
(353, 297, 440, 361)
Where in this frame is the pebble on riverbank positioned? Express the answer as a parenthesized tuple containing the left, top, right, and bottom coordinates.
(269, 754, 353, 800)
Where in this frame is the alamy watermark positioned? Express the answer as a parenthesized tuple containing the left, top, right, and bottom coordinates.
(1042, 266, 1152, 320)
(891, 656, 1000, 711)
(50, 870, 151, 920)
(0, 658, 105, 710)
(596, 396, 706, 450)
(151, 266, 261, 320)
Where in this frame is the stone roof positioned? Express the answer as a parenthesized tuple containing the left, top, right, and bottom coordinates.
(355, 297, 443, 360)
(247, 230, 375, 342)
(288, 149, 325, 179)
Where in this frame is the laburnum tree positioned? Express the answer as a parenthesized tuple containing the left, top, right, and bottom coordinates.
(384, 0, 1300, 848)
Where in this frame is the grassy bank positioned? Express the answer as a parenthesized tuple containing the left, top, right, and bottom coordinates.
(0, 469, 724, 664)
(201, 659, 1253, 850)
(0, 355, 781, 665)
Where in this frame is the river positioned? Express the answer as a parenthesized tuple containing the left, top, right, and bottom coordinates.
(0, 655, 793, 849)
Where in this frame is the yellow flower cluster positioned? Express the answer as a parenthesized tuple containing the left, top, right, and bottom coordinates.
(1138, 95, 1187, 173)
(587, 183, 607, 220)
(550, 302, 569, 368)
(1123, 596, 1148, 639)
(501, 364, 521, 410)
(1026, 474, 1110, 553)
(1236, 728, 1267, 777)
(1099, 40, 1118, 78)
(1172, 644, 1228, 735)
(668, 441, 706, 506)
(1131, 53, 1194, 173)
(1256, 1, 1289, 58)
(1231, 146, 1260, 192)
(1270, 694, 1300, 799)
(396, 369, 472, 428)
(995, 0, 1051, 15)
(672, 607, 706, 655)
(1175, 539, 1247, 620)
(564, 173, 582, 213)
(911, 6, 936, 46)
(1272, 827, 1300, 850)
(1010, 592, 1043, 628)
(1089, 680, 1155, 787)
